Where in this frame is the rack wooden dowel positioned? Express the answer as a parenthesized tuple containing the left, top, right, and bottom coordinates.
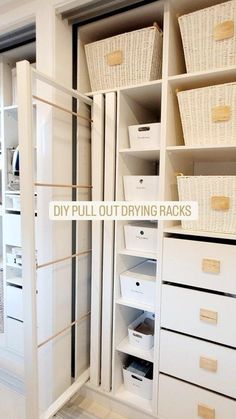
(37, 311, 91, 349)
(34, 182, 93, 189)
(37, 249, 91, 270)
(32, 95, 93, 123)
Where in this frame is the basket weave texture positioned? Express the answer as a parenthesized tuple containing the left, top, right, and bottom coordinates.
(85, 26, 162, 92)
(177, 82, 236, 146)
(177, 175, 236, 233)
(178, 0, 236, 73)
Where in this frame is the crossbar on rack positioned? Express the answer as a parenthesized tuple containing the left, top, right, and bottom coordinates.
(35, 182, 93, 189)
(37, 311, 91, 349)
(33, 95, 93, 122)
(37, 250, 91, 270)
(32, 67, 92, 106)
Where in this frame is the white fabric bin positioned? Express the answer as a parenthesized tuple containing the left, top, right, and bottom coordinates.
(120, 260, 156, 306)
(128, 311, 155, 350)
(123, 176, 159, 201)
(128, 123, 161, 149)
(124, 222, 157, 253)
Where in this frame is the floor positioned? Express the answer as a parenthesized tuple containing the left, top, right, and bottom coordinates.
(56, 394, 127, 419)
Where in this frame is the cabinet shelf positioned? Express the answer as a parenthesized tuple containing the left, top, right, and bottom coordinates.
(119, 148, 160, 161)
(168, 65, 236, 89)
(119, 248, 157, 260)
(115, 385, 153, 414)
(166, 145, 236, 162)
(164, 225, 236, 241)
(116, 336, 154, 363)
(117, 297, 155, 313)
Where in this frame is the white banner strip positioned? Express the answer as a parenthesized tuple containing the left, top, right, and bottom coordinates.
(49, 201, 198, 221)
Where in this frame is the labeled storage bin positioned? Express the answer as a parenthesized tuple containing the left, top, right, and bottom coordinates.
(85, 25, 163, 92)
(128, 311, 155, 350)
(123, 357, 153, 400)
(178, 1, 236, 73)
(128, 123, 161, 149)
(123, 176, 159, 201)
(124, 222, 158, 253)
(120, 260, 156, 306)
(177, 82, 236, 146)
(177, 175, 236, 233)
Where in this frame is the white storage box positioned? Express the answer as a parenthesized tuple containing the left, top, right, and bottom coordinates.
(85, 25, 162, 92)
(124, 222, 157, 253)
(177, 82, 236, 146)
(178, 1, 236, 73)
(128, 123, 161, 150)
(123, 359, 153, 400)
(128, 311, 155, 350)
(123, 176, 159, 201)
(177, 175, 236, 234)
(6, 284, 23, 321)
(120, 260, 156, 306)
(5, 214, 21, 247)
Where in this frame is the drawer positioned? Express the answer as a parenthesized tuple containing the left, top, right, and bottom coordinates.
(163, 237, 236, 294)
(6, 317, 23, 354)
(160, 330, 236, 398)
(161, 285, 236, 347)
(5, 214, 21, 247)
(6, 284, 23, 321)
(158, 374, 236, 419)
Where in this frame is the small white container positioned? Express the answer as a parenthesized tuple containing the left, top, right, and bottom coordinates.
(128, 123, 161, 149)
(123, 366, 153, 400)
(124, 222, 157, 253)
(128, 311, 155, 350)
(6, 253, 15, 266)
(120, 260, 156, 306)
(123, 176, 159, 201)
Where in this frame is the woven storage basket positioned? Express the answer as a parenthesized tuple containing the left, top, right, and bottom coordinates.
(178, 0, 236, 73)
(177, 82, 236, 146)
(177, 175, 236, 234)
(85, 25, 162, 92)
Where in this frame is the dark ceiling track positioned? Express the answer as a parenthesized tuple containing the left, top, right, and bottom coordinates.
(64, 0, 158, 26)
(0, 23, 36, 53)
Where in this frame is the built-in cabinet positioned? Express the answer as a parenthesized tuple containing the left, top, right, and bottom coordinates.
(77, 0, 236, 418)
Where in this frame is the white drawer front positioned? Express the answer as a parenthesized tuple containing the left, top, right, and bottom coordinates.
(158, 374, 236, 419)
(6, 317, 23, 354)
(160, 330, 236, 398)
(6, 285, 23, 321)
(5, 214, 21, 247)
(161, 285, 236, 347)
(163, 237, 236, 294)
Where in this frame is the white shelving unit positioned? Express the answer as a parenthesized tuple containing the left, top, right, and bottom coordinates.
(77, 0, 236, 418)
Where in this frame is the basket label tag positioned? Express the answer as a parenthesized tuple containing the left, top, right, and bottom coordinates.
(200, 308, 218, 324)
(198, 404, 215, 419)
(202, 258, 220, 274)
(212, 105, 231, 122)
(214, 20, 234, 41)
(107, 50, 123, 66)
(199, 356, 218, 373)
(211, 196, 230, 211)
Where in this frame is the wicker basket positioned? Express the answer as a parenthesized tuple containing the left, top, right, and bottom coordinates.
(177, 82, 236, 146)
(85, 25, 162, 92)
(178, 1, 236, 73)
(177, 175, 236, 234)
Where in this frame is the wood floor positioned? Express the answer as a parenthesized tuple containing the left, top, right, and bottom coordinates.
(56, 394, 127, 419)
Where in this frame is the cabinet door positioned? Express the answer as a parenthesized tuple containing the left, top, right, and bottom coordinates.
(163, 237, 236, 294)
(160, 330, 236, 398)
(159, 374, 236, 419)
(161, 284, 236, 347)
